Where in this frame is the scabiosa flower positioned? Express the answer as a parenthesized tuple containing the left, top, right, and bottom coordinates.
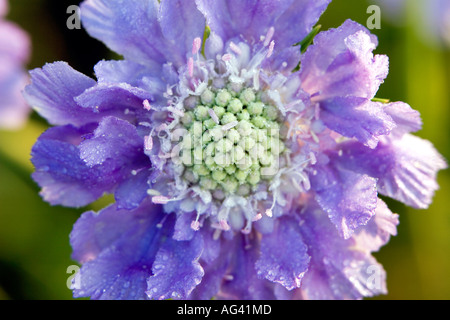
(0, 0, 31, 129)
(25, 0, 446, 300)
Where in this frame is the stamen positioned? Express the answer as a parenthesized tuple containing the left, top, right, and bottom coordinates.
(208, 108, 220, 124)
(264, 27, 275, 47)
(143, 99, 152, 111)
(152, 195, 170, 204)
(191, 220, 200, 231)
(229, 42, 242, 55)
(144, 134, 153, 151)
(267, 40, 275, 58)
(252, 213, 263, 222)
(221, 120, 238, 131)
(222, 53, 232, 62)
(192, 37, 202, 55)
(188, 57, 194, 77)
(167, 106, 185, 117)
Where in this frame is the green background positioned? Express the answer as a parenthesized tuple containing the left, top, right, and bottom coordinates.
(0, 0, 449, 300)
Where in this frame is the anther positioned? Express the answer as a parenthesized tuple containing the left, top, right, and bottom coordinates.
(192, 37, 202, 55)
(188, 57, 194, 77)
(143, 99, 152, 111)
(267, 40, 275, 58)
(264, 27, 275, 47)
(152, 195, 170, 204)
(229, 42, 242, 55)
(144, 134, 153, 151)
(221, 120, 238, 131)
(222, 53, 232, 62)
(208, 109, 220, 124)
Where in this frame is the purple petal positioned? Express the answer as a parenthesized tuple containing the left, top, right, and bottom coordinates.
(217, 235, 276, 300)
(31, 125, 117, 207)
(172, 211, 197, 241)
(383, 101, 422, 135)
(311, 162, 378, 239)
(301, 19, 388, 100)
(79, 116, 148, 168)
(146, 233, 204, 300)
(70, 201, 173, 300)
(196, 0, 330, 50)
(115, 168, 151, 210)
(337, 134, 447, 209)
(255, 216, 310, 290)
(23, 62, 99, 127)
(320, 97, 395, 148)
(159, 0, 205, 58)
(353, 199, 399, 252)
(298, 201, 388, 299)
(74, 83, 154, 122)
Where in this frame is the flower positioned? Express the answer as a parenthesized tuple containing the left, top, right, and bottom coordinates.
(0, 0, 31, 129)
(25, 0, 446, 300)
(373, 0, 450, 47)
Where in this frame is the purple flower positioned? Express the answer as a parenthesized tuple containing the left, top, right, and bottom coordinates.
(25, 0, 446, 300)
(0, 0, 31, 129)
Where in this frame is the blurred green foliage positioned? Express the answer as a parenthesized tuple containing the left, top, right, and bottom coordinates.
(0, 0, 448, 300)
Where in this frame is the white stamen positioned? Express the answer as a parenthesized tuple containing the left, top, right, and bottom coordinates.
(221, 120, 238, 131)
(147, 189, 161, 196)
(253, 70, 260, 91)
(208, 109, 220, 124)
(144, 134, 153, 151)
(188, 57, 194, 77)
(222, 53, 232, 62)
(192, 37, 202, 55)
(152, 195, 170, 204)
(143, 99, 152, 111)
(219, 220, 230, 231)
(252, 213, 263, 222)
(264, 27, 275, 47)
(267, 40, 275, 58)
(224, 275, 234, 281)
(191, 220, 200, 231)
(167, 106, 185, 117)
(265, 209, 273, 218)
(229, 42, 242, 55)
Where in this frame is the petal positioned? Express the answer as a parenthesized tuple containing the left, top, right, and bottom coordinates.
(298, 201, 388, 299)
(31, 125, 116, 207)
(319, 97, 395, 148)
(74, 83, 154, 122)
(352, 199, 399, 252)
(79, 116, 148, 168)
(70, 201, 173, 300)
(159, 0, 205, 58)
(311, 162, 378, 239)
(23, 62, 99, 127)
(300, 19, 388, 100)
(255, 216, 310, 290)
(337, 134, 447, 209)
(81, 0, 166, 68)
(146, 232, 204, 300)
(217, 235, 276, 300)
(196, 0, 329, 50)
(383, 101, 422, 136)
(115, 168, 151, 210)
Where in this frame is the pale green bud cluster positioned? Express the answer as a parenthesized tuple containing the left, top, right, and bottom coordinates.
(178, 87, 286, 195)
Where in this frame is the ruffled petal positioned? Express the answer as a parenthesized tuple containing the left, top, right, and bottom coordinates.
(81, 0, 204, 68)
(300, 19, 388, 100)
(23, 62, 99, 127)
(353, 199, 399, 252)
(319, 97, 396, 148)
(311, 162, 378, 239)
(70, 201, 173, 300)
(255, 216, 310, 290)
(337, 134, 447, 209)
(298, 201, 389, 299)
(31, 125, 116, 207)
(196, 0, 329, 51)
(0, 20, 30, 66)
(146, 232, 204, 300)
(159, 0, 205, 59)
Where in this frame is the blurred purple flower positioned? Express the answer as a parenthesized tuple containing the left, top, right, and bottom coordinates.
(0, 0, 31, 129)
(25, 0, 445, 300)
(373, 0, 450, 47)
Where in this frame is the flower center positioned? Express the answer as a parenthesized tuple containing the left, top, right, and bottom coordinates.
(178, 86, 286, 197)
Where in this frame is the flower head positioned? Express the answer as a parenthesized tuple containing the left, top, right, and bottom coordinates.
(25, 0, 446, 300)
(0, 0, 31, 129)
